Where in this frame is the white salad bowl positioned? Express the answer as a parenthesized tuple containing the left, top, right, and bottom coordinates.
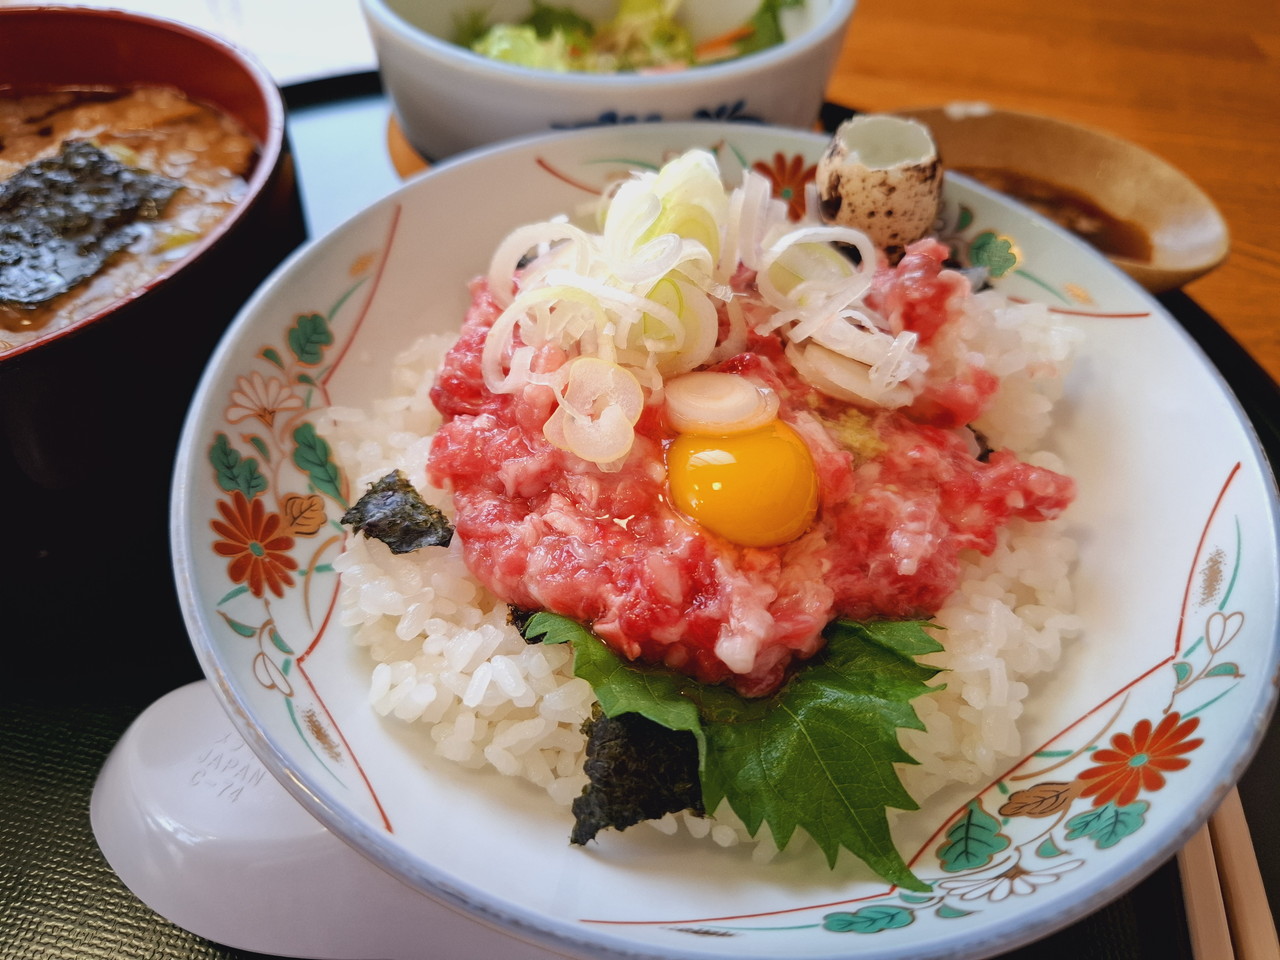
(172, 122, 1280, 960)
(361, 0, 857, 161)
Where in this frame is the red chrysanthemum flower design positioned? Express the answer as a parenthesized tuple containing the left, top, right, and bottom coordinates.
(211, 491, 298, 598)
(751, 152, 817, 220)
(1077, 712, 1204, 808)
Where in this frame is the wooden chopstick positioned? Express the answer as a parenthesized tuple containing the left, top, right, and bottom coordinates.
(1179, 786, 1280, 960)
(1208, 787, 1280, 960)
(1180, 819, 1236, 959)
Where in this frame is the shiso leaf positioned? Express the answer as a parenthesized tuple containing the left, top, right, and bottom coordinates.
(524, 611, 705, 750)
(0, 140, 181, 306)
(340, 470, 453, 554)
(524, 611, 943, 890)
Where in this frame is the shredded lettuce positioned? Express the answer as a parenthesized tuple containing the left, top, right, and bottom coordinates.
(457, 0, 801, 72)
(471, 23, 579, 70)
(523, 0, 595, 39)
(735, 0, 805, 56)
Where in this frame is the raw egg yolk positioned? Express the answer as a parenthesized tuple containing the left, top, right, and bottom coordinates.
(666, 420, 819, 548)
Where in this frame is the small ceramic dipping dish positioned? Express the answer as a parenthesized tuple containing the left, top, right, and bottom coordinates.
(893, 105, 1230, 293)
(0, 5, 305, 643)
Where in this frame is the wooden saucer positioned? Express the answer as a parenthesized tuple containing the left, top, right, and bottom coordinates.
(386, 115, 429, 179)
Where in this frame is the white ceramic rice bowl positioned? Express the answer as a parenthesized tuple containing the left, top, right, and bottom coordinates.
(173, 122, 1280, 960)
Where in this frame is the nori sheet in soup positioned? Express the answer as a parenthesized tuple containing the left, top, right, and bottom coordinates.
(0, 139, 182, 307)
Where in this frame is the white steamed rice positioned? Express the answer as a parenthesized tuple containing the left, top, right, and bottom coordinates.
(318, 290, 1083, 860)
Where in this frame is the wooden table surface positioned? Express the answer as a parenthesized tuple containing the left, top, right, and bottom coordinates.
(826, 0, 1280, 385)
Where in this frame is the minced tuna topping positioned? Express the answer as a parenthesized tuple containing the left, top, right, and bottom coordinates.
(426, 238, 1075, 697)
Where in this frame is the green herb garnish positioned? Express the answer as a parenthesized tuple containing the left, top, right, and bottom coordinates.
(524, 612, 943, 890)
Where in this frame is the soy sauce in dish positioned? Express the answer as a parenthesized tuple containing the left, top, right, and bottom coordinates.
(956, 165, 1153, 263)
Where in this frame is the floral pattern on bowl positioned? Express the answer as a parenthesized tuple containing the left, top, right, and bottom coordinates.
(174, 122, 1280, 960)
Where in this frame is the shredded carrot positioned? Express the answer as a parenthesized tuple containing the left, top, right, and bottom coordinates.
(693, 24, 755, 61)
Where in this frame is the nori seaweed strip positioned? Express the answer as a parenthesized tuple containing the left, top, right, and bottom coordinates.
(570, 705, 704, 845)
(0, 140, 182, 306)
(970, 426, 994, 463)
(508, 605, 537, 639)
(340, 470, 454, 554)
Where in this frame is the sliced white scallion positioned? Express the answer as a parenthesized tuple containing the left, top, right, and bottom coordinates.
(636, 149, 729, 263)
(542, 357, 645, 467)
(482, 284, 604, 393)
(601, 150, 726, 290)
(640, 275, 719, 376)
(866, 327, 928, 390)
(756, 225, 876, 316)
(664, 372, 780, 435)
(479, 147, 934, 433)
(785, 340, 915, 409)
(721, 168, 789, 275)
(800, 311, 928, 387)
(706, 297, 749, 366)
(487, 220, 593, 307)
